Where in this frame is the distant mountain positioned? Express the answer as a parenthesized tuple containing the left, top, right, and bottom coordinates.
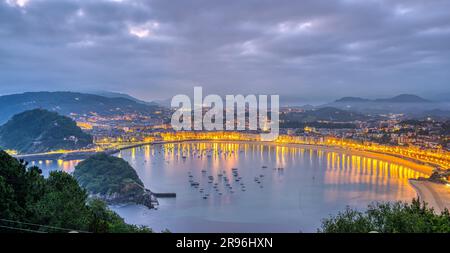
(334, 97, 371, 103)
(281, 107, 368, 123)
(326, 94, 448, 117)
(374, 94, 431, 103)
(334, 94, 430, 103)
(0, 91, 161, 124)
(92, 91, 159, 106)
(152, 98, 174, 107)
(0, 109, 93, 154)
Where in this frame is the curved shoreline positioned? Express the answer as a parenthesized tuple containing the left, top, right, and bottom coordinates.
(16, 139, 435, 175)
(17, 139, 442, 207)
(409, 179, 450, 213)
(125, 140, 441, 207)
(122, 140, 449, 216)
(145, 140, 435, 175)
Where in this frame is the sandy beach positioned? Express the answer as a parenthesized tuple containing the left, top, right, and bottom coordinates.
(409, 180, 450, 213)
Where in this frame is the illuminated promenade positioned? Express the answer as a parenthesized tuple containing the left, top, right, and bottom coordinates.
(14, 131, 449, 175)
(13, 130, 450, 214)
(160, 131, 450, 172)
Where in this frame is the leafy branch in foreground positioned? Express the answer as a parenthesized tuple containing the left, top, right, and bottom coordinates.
(0, 150, 152, 233)
(319, 198, 450, 233)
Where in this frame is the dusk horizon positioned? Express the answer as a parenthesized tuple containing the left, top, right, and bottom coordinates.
(1, 0, 449, 102)
(1, 0, 450, 246)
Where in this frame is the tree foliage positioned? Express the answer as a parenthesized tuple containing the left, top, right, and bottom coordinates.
(319, 199, 450, 233)
(74, 153, 144, 195)
(0, 150, 151, 233)
(0, 109, 93, 154)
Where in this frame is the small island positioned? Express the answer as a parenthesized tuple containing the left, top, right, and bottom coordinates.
(74, 153, 157, 209)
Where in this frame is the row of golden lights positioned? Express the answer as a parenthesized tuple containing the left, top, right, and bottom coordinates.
(139, 143, 427, 179)
(9, 131, 447, 170)
(159, 131, 450, 169)
(28, 141, 426, 183)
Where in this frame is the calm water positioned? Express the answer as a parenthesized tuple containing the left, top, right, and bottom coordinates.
(34, 141, 425, 232)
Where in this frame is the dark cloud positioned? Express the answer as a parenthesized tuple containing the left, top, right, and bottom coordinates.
(0, 0, 449, 103)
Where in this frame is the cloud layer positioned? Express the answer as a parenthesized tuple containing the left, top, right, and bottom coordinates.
(1, 0, 449, 103)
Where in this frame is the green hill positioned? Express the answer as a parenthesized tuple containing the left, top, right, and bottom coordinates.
(74, 153, 144, 195)
(0, 91, 162, 124)
(0, 109, 93, 154)
(73, 154, 153, 208)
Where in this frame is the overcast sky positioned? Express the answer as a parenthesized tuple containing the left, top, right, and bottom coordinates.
(0, 0, 449, 103)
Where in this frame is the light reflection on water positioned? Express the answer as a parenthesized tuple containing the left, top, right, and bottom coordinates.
(34, 141, 425, 232)
(30, 159, 80, 176)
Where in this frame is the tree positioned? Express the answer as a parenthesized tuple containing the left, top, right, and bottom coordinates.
(0, 109, 93, 154)
(87, 199, 153, 233)
(0, 150, 152, 233)
(319, 199, 450, 233)
(30, 171, 91, 232)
